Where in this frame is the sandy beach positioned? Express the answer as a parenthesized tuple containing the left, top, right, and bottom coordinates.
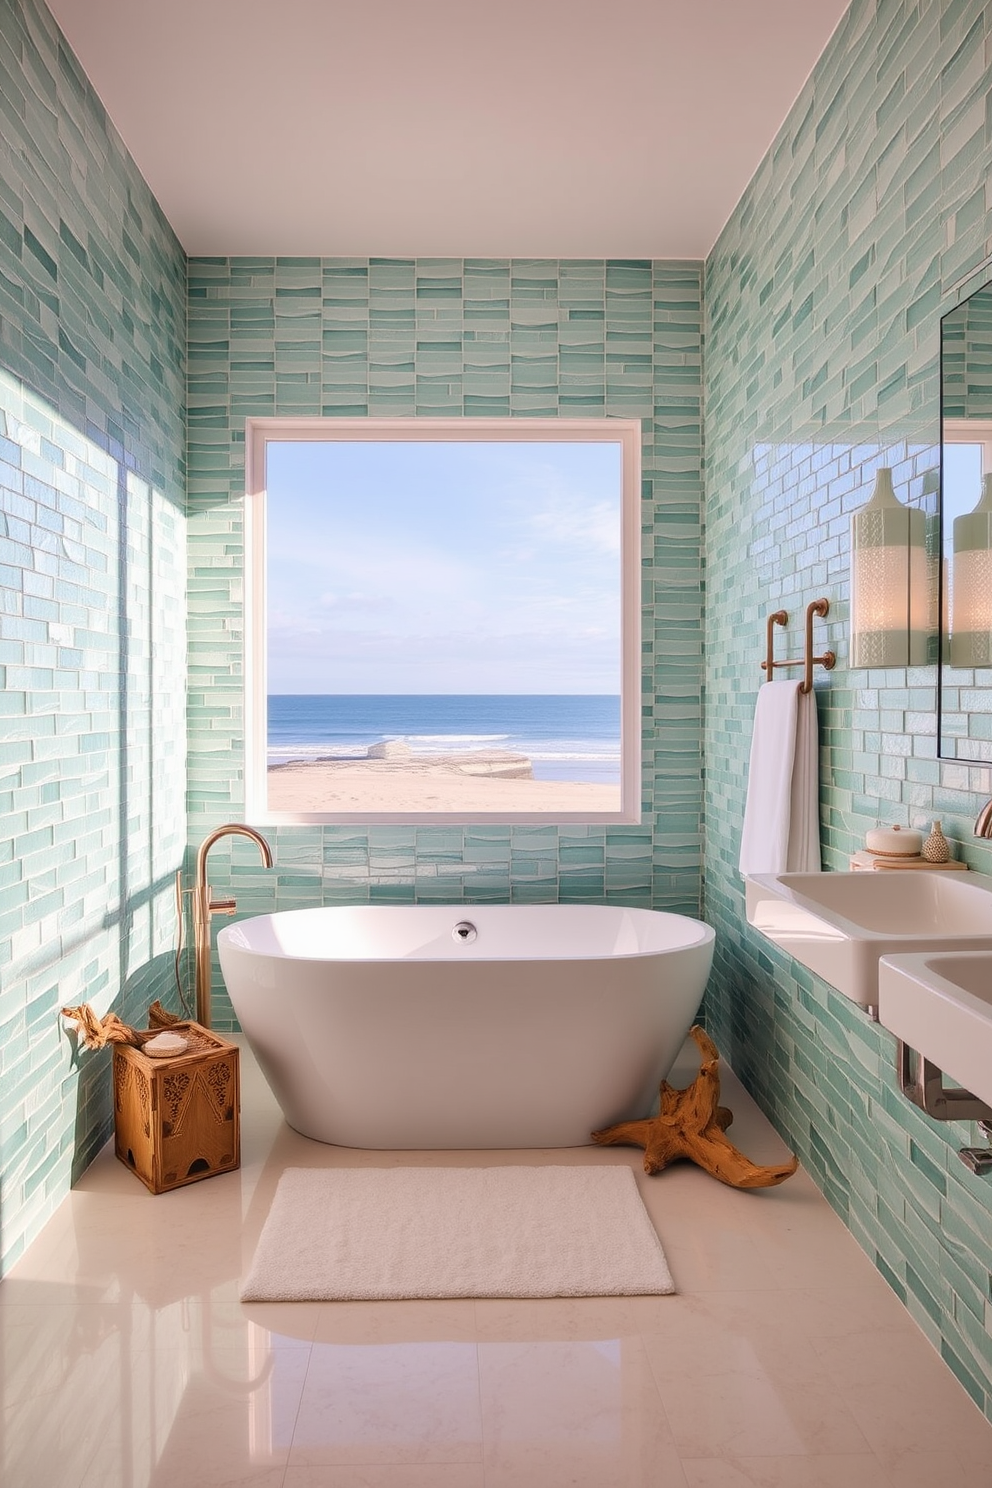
(267, 747, 620, 814)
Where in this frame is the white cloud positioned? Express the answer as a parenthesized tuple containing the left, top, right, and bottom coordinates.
(528, 497, 621, 555)
(265, 440, 623, 692)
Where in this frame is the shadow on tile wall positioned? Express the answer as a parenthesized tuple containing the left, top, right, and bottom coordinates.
(0, 0, 186, 1276)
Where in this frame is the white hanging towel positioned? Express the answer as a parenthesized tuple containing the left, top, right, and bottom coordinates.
(739, 680, 821, 877)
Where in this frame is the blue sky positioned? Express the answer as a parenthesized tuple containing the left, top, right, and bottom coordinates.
(265, 439, 623, 693)
(943, 441, 984, 535)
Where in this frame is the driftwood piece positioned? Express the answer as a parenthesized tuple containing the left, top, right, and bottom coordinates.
(61, 1004, 142, 1050)
(592, 1026, 799, 1190)
(61, 1000, 183, 1051)
(147, 1000, 183, 1028)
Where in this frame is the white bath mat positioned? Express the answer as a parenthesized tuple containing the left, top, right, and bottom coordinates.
(241, 1165, 674, 1301)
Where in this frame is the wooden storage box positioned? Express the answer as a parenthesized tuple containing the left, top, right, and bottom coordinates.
(113, 1023, 240, 1194)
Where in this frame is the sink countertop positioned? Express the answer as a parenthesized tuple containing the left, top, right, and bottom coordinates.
(745, 869, 992, 1008)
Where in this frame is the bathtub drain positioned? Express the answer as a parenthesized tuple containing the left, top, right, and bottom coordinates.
(452, 921, 478, 944)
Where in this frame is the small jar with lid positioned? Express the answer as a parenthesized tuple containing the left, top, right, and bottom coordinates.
(864, 824, 923, 858)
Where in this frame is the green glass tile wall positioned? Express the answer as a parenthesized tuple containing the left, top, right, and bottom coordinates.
(185, 258, 703, 1025)
(704, 0, 992, 1421)
(0, 0, 187, 1277)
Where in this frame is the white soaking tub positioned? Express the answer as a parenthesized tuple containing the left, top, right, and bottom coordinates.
(218, 903, 714, 1149)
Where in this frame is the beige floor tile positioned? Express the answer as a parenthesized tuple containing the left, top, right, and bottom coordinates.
(139, 1341, 312, 1420)
(312, 1298, 480, 1345)
(123, 1461, 288, 1488)
(679, 1455, 895, 1487)
(959, 1441, 992, 1474)
(76, 1384, 297, 1486)
(646, 1316, 873, 1460)
(641, 1291, 834, 1383)
(471, 1292, 678, 1342)
(732, 1204, 883, 1289)
(289, 1338, 484, 1466)
(478, 1335, 687, 1487)
(776, 1283, 919, 1341)
(652, 1230, 782, 1294)
(868, 1452, 969, 1488)
(653, 1372, 872, 1459)
(0, 1299, 147, 1410)
(223, 1298, 323, 1345)
(870, 1446, 986, 1488)
(0, 1268, 125, 1307)
(283, 1467, 485, 1487)
(1, 1398, 100, 1488)
(814, 1328, 992, 1458)
(7, 1170, 247, 1309)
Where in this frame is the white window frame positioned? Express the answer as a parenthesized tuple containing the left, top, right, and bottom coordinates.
(942, 417, 992, 470)
(244, 417, 642, 825)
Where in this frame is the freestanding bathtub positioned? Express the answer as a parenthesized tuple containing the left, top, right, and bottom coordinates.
(217, 904, 714, 1149)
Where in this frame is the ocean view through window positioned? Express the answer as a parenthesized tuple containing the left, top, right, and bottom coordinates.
(244, 418, 641, 823)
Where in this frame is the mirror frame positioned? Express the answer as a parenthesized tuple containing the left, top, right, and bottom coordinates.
(937, 276, 992, 763)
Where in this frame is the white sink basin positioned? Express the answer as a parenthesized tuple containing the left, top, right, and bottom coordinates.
(877, 951, 992, 1110)
(745, 870, 992, 1008)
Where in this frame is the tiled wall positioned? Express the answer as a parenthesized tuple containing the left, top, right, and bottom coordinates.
(186, 258, 704, 1026)
(704, 0, 992, 1421)
(10, 0, 992, 1428)
(0, 0, 186, 1276)
(942, 285, 992, 422)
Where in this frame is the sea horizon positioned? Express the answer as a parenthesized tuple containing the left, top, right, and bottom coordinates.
(268, 693, 621, 785)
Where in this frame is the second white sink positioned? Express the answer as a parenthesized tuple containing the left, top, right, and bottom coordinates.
(878, 951, 992, 1111)
(745, 870, 992, 1008)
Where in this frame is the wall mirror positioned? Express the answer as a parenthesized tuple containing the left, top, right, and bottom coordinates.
(939, 275, 992, 762)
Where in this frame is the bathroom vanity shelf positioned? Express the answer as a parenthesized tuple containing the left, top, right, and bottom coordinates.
(760, 598, 836, 693)
(849, 851, 969, 872)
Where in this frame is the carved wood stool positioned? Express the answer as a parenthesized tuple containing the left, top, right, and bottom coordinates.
(113, 1022, 240, 1194)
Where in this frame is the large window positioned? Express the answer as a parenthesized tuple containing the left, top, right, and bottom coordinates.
(244, 418, 641, 824)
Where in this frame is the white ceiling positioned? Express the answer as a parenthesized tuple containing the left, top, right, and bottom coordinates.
(48, 0, 851, 259)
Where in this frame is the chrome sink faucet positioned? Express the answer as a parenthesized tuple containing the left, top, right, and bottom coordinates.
(975, 799, 992, 837)
(193, 824, 273, 1027)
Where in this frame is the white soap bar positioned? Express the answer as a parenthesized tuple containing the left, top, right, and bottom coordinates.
(865, 825, 923, 856)
(144, 1031, 188, 1058)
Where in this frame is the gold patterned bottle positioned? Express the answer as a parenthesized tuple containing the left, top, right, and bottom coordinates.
(922, 819, 950, 864)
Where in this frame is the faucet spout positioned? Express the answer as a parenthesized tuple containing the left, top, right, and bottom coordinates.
(976, 799, 992, 838)
(193, 824, 274, 1027)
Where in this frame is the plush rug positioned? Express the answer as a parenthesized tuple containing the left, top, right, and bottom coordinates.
(241, 1165, 675, 1301)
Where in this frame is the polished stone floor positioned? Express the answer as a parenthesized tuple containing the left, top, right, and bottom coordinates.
(2, 1041, 991, 1487)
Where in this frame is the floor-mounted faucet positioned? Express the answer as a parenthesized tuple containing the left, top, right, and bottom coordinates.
(192, 824, 273, 1027)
